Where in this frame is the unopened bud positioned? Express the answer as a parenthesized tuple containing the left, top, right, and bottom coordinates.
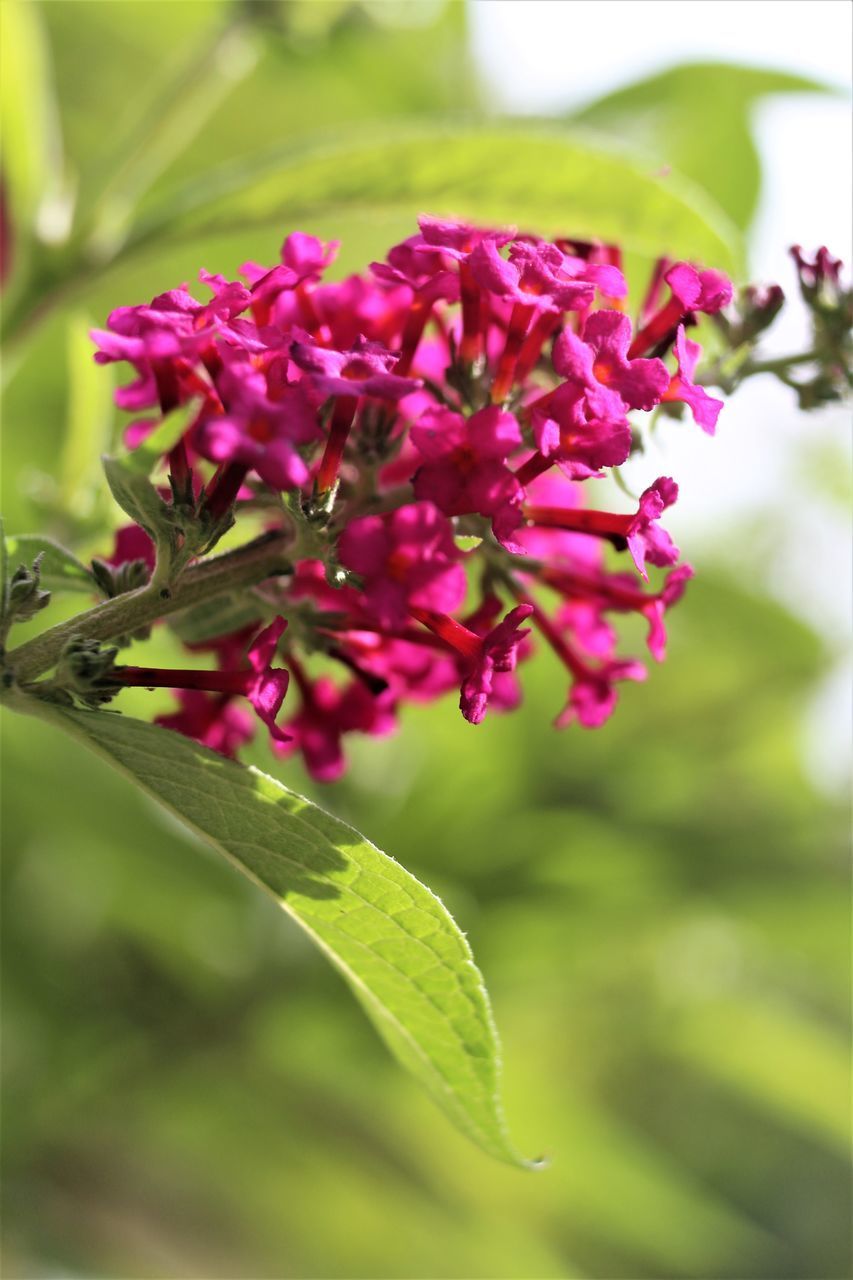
(8, 555, 50, 622)
(55, 636, 120, 706)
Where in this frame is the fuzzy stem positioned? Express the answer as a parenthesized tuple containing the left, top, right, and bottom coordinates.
(4, 530, 293, 685)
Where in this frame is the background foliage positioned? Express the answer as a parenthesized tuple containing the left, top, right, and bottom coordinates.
(1, 2, 849, 1277)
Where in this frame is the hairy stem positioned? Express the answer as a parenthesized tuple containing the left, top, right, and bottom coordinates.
(4, 530, 293, 685)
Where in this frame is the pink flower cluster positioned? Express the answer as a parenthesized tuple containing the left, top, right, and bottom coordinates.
(93, 218, 732, 780)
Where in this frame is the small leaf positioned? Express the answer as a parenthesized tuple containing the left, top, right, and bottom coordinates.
(33, 699, 535, 1168)
(169, 592, 263, 645)
(4, 534, 95, 594)
(102, 453, 172, 541)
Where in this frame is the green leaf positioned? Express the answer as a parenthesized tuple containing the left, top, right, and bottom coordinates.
(32, 700, 535, 1167)
(169, 592, 263, 644)
(102, 454, 172, 541)
(568, 62, 830, 232)
(4, 534, 94, 595)
(125, 124, 744, 274)
(101, 400, 199, 539)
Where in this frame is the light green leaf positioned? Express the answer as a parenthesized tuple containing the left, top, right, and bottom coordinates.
(125, 125, 744, 273)
(101, 399, 199, 537)
(4, 534, 94, 595)
(569, 62, 830, 232)
(120, 399, 200, 477)
(0, 516, 9, 636)
(31, 700, 535, 1167)
(0, 0, 67, 244)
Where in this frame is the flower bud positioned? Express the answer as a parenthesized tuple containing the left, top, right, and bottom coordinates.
(7, 555, 50, 623)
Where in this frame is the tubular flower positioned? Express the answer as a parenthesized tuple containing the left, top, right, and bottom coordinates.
(90, 216, 737, 773)
(661, 325, 724, 434)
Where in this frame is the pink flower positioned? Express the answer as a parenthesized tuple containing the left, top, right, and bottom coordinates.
(545, 562, 695, 661)
(411, 405, 523, 547)
(629, 261, 733, 358)
(156, 691, 254, 758)
(290, 335, 419, 401)
(666, 262, 733, 314)
(408, 600, 534, 725)
(661, 325, 724, 434)
(338, 501, 466, 628)
(107, 524, 156, 571)
(243, 617, 292, 743)
(276, 673, 395, 782)
(523, 476, 680, 579)
(415, 215, 515, 260)
(458, 604, 534, 725)
(557, 657, 647, 728)
(626, 477, 680, 579)
(530, 382, 632, 478)
(114, 617, 291, 746)
(195, 353, 320, 490)
(469, 238, 600, 313)
(554, 312, 670, 412)
(371, 235, 459, 304)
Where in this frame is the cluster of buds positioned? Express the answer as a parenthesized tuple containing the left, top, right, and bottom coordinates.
(85, 216, 741, 780)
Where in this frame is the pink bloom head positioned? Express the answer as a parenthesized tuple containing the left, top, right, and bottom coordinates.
(530, 382, 632, 478)
(195, 353, 320, 489)
(643, 562, 694, 660)
(371, 235, 459, 304)
(282, 231, 339, 281)
(416, 214, 515, 261)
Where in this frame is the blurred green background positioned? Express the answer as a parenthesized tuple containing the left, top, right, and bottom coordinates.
(1, 3, 850, 1277)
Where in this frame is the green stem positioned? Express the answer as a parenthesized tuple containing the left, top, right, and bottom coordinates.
(741, 349, 821, 378)
(4, 530, 293, 686)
